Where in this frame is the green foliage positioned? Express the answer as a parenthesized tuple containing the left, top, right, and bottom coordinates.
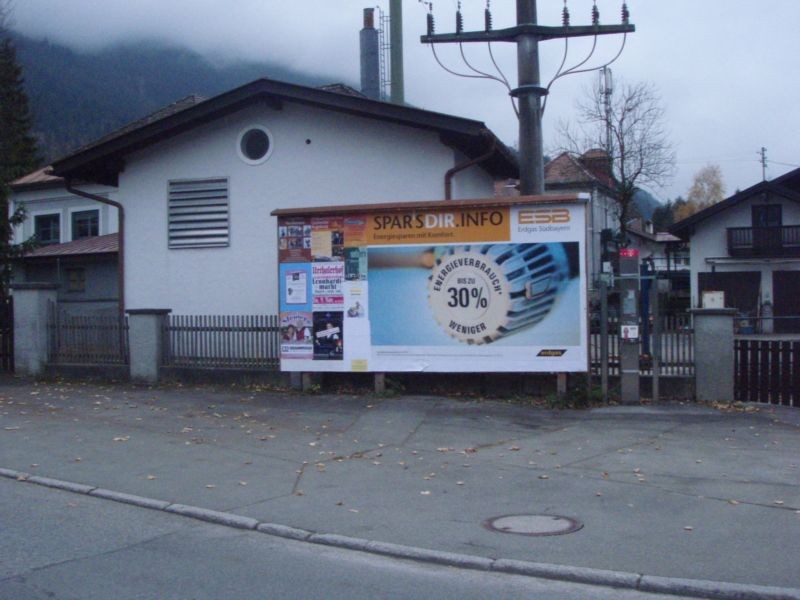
(0, 17, 40, 298)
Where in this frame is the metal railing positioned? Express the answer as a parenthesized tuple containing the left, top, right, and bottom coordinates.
(162, 314, 281, 370)
(590, 312, 694, 377)
(47, 303, 129, 365)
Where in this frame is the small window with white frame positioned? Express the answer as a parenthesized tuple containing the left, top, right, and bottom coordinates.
(71, 209, 99, 240)
(237, 125, 273, 165)
(34, 213, 60, 245)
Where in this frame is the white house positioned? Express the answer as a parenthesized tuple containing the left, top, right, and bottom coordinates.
(49, 79, 517, 315)
(9, 167, 120, 314)
(671, 167, 800, 333)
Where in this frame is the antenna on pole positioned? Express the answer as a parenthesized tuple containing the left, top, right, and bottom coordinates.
(601, 66, 613, 171)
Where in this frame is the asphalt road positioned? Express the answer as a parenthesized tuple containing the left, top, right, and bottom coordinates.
(0, 478, 686, 600)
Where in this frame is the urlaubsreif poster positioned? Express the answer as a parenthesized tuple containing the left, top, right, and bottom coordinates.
(278, 200, 587, 372)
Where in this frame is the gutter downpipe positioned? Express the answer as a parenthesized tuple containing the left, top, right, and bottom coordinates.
(64, 179, 125, 319)
(444, 132, 498, 200)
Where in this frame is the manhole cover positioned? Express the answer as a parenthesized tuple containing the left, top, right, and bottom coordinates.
(484, 514, 583, 536)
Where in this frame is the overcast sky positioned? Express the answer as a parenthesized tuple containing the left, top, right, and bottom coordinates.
(11, 0, 800, 202)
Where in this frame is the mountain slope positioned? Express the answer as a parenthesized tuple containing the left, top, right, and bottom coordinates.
(13, 33, 332, 162)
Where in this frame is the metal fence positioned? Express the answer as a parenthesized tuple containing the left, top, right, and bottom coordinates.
(590, 312, 694, 377)
(162, 314, 281, 370)
(47, 304, 129, 365)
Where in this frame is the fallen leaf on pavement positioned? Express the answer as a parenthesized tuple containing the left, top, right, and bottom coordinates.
(538, 475, 549, 480)
(239, 481, 247, 486)
(684, 526, 693, 531)
(774, 500, 785, 505)
(728, 500, 740, 505)
(113, 436, 130, 442)
(4, 426, 19, 431)
(420, 490, 431, 495)
(205, 484, 216, 489)
(146, 475, 156, 480)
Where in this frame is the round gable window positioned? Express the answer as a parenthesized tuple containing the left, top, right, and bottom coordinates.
(237, 125, 273, 165)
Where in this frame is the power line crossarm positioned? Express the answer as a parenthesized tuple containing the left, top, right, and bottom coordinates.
(421, 24, 634, 45)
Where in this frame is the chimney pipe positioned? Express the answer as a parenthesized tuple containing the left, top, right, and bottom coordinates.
(360, 8, 380, 100)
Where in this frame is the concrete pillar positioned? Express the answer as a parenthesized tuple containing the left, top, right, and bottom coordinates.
(126, 309, 171, 384)
(690, 308, 736, 403)
(10, 283, 59, 376)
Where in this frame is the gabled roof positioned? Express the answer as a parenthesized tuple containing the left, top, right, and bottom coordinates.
(544, 150, 617, 192)
(10, 166, 63, 191)
(51, 78, 518, 186)
(670, 167, 800, 239)
(23, 233, 118, 259)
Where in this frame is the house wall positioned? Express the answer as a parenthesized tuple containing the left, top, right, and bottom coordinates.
(545, 185, 618, 287)
(10, 184, 119, 244)
(689, 195, 800, 308)
(19, 258, 119, 316)
(118, 102, 496, 314)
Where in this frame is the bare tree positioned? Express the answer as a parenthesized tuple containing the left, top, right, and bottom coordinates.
(558, 79, 675, 240)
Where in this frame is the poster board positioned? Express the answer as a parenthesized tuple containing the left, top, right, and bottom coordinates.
(276, 197, 587, 372)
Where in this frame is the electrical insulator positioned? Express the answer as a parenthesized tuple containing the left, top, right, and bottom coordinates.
(592, 3, 600, 25)
(562, 5, 570, 27)
(621, 3, 629, 24)
(456, 8, 463, 34)
(427, 12, 435, 35)
(485, 8, 492, 31)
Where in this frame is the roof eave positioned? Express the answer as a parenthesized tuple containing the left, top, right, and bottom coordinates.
(52, 78, 518, 183)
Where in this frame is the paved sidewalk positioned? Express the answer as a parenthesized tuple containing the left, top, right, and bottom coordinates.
(1, 378, 798, 590)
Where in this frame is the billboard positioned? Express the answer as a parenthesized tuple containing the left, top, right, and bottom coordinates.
(277, 200, 587, 372)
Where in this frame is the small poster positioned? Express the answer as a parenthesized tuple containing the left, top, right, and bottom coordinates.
(280, 312, 313, 358)
(312, 263, 344, 310)
(311, 217, 344, 262)
(313, 312, 343, 360)
(344, 247, 367, 281)
(343, 215, 367, 247)
(284, 270, 308, 305)
(279, 217, 311, 262)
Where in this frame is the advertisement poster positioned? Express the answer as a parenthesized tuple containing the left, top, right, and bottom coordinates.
(280, 312, 313, 358)
(311, 217, 344, 262)
(278, 217, 311, 262)
(284, 269, 308, 305)
(278, 201, 587, 372)
(312, 263, 344, 310)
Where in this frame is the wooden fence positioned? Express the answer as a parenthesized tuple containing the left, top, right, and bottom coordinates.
(48, 304, 129, 365)
(0, 296, 13, 373)
(162, 314, 281, 370)
(735, 339, 800, 407)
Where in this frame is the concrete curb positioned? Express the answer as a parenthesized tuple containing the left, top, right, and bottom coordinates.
(2, 467, 798, 600)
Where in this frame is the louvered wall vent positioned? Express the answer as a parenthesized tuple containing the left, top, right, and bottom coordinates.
(168, 178, 229, 249)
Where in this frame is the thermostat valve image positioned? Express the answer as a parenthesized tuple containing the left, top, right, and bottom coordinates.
(428, 243, 572, 344)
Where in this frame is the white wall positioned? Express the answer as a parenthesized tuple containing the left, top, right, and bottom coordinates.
(10, 183, 119, 244)
(119, 102, 497, 314)
(689, 195, 800, 307)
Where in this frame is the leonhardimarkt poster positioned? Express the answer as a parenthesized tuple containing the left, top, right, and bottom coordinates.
(277, 199, 587, 373)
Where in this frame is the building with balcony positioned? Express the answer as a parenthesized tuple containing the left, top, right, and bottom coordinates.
(671, 167, 800, 333)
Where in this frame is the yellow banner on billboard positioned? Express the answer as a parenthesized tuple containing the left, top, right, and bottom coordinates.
(365, 207, 510, 245)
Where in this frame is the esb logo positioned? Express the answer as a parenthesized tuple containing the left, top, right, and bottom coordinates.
(518, 208, 570, 224)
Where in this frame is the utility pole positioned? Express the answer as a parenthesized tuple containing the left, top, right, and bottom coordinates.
(759, 146, 767, 181)
(601, 66, 614, 173)
(421, 1, 634, 195)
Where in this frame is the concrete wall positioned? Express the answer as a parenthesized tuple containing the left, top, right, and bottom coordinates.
(118, 102, 496, 314)
(689, 194, 800, 307)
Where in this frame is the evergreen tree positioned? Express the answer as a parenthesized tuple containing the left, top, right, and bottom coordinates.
(0, 4, 40, 298)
